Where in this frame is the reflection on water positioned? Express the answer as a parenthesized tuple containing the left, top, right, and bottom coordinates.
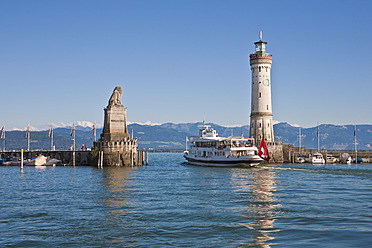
(1, 156, 371, 247)
(101, 167, 137, 216)
(233, 167, 280, 247)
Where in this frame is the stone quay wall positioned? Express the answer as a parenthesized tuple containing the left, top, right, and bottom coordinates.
(0, 150, 94, 166)
(282, 144, 372, 163)
(267, 142, 284, 163)
(0, 147, 148, 166)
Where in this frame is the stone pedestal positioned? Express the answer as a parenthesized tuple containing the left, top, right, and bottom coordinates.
(100, 105, 130, 141)
(93, 86, 138, 166)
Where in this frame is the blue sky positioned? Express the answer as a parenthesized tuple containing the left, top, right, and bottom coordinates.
(1, 0, 371, 130)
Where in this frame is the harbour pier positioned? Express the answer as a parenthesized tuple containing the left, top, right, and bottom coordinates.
(282, 144, 372, 163)
(0, 150, 149, 166)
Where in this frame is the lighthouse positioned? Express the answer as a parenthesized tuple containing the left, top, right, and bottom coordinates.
(249, 31, 274, 146)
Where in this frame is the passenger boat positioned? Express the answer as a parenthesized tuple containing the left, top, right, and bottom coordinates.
(183, 125, 264, 167)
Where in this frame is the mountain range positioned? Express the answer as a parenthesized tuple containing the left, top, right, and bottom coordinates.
(1, 122, 371, 151)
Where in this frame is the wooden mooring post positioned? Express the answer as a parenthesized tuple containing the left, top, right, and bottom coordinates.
(136, 151, 147, 166)
(20, 149, 24, 172)
(146, 151, 148, 166)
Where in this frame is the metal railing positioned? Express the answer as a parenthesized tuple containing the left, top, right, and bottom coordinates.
(250, 53, 272, 60)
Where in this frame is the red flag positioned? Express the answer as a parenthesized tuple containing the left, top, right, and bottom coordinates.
(48, 124, 53, 138)
(92, 121, 96, 136)
(0, 126, 5, 139)
(258, 138, 270, 162)
(70, 123, 75, 137)
(26, 124, 30, 138)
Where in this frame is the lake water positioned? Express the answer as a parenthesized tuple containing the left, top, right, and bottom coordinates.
(1, 153, 372, 247)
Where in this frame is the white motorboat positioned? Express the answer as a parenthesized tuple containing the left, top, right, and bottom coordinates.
(183, 125, 264, 167)
(27, 154, 62, 166)
(326, 155, 337, 164)
(45, 158, 62, 166)
(27, 154, 47, 166)
(296, 156, 305, 163)
(3, 157, 28, 166)
(311, 152, 325, 164)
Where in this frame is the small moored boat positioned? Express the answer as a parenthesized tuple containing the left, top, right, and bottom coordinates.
(311, 152, 325, 164)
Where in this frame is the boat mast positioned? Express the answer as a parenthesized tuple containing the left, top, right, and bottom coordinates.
(26, 124, 30, 151)
(51, 124, 53, 150)
(354, 122, 357, 164)
(299, 127, 301, 155)
(1, 126, 5, 151)
(317, 123, 320, 152)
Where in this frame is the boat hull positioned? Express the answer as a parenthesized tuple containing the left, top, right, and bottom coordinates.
(184, 155, 263, 167)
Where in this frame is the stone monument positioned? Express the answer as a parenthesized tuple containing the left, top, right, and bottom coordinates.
(93, 86, 138, 166)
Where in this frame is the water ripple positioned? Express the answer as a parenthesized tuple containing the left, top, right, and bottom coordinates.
(1, 154, 372, 247)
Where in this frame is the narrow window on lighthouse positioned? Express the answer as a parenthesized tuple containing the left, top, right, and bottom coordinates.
(267, 105, 269, 110)
(259, 92, 261, 98)
(259, 67, 261, 72)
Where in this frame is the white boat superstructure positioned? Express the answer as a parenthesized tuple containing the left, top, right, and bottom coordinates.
(296, 156, 305, 163)
(311, 152, 325, 164)
(326, 155, 337, 164)
(27, 154, 62, 166)
(183, 126, 263, 167)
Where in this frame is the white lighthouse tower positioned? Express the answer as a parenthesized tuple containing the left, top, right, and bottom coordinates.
(249, 31, 274, 146)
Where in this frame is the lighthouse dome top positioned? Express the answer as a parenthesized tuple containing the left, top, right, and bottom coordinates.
(254, 31, 267, 44)
(250, 31, 271, 61)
